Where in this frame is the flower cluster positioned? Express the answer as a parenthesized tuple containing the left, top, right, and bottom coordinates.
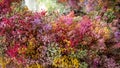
(53, 56, 80, 68)
(0, 0, 120, 68)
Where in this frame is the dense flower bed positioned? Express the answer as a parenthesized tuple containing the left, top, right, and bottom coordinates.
(0, 0, 120, 68)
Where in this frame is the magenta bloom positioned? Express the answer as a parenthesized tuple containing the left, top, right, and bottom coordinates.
(64, 16, 73, 25)
(6, 44, 20, 58)
(78, 16, 92, 37)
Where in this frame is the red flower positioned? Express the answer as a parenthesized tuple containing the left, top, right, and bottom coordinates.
(40, 10, 47, 16)
(6, 43, 20, 58)
(70, 39, 79, 47)
(16, 56, 25, 64)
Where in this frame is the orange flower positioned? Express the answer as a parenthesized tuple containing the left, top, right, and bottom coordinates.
(58, 0, 67, 3)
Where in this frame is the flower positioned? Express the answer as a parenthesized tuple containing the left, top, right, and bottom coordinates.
(91, 57, 100, 68)
(104, 58, 119, 68)
(77, 16, 92, 39)
(92, 19, 111, 40)
(85, 0, 95, 13)
(18, 45, 27, 54)
(43, 24, 52, 32)
(6, 44, 20, 58)
(33, 18, 41, 25)
(53, 56, 79, 68)
(97, 38, 106, 50)
(68, 0, 79, 9)
(101, 27, 111, 40)
(64, 39, 71, 46)
(28, 63, 43, 68)
(59, 11, 74, 25)
(114, 31, 120, 42)
(63, 16, 73, 25)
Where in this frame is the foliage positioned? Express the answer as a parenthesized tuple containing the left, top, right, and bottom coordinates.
(0, 0, 120, 68)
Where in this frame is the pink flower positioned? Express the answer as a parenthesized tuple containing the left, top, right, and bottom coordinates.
(112, 43, 120, 49)
(64, 16, 73, 25)
(97, 38, 106, 50)
(59, 11, 74, 25)
(78, 16, 92, 37)
(68, 0, 79, 9)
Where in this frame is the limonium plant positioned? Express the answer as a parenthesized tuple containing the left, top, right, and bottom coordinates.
(0, 0, 120, 68)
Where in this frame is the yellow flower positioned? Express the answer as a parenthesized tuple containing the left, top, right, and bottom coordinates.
(29, 41, 33, 46)
(0, 57, 5, 68)
(64, 39, 71, 46)
(28, 63, 43, 68)
(93, 20, 111, 40)
(102, 27, 111, 40)
(28, 38, 36, 49)
(52, 23, 57, 28)
(98, 0, 103, 6)
(0, 57, 10, 68)
(94, 27, 100, 33)
(23, 6, 29, 11)
(107, 8, 113, 12)
(53, 56, 79, 68)
(79, 0, 84, 3)
(18, 47, 27, 54)
(36, 62, 43, 68)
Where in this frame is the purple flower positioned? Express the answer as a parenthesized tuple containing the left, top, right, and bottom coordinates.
(41, 35, 52, 45)
(104, 58, 117, 68)
(32, 18, 42, 29)
(114, 31, 120, 42)
(33, 18, 41, 25)
(93, 57, 100, 68)
(43, 24, 52, 32)
(85, 0, 96, 13)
